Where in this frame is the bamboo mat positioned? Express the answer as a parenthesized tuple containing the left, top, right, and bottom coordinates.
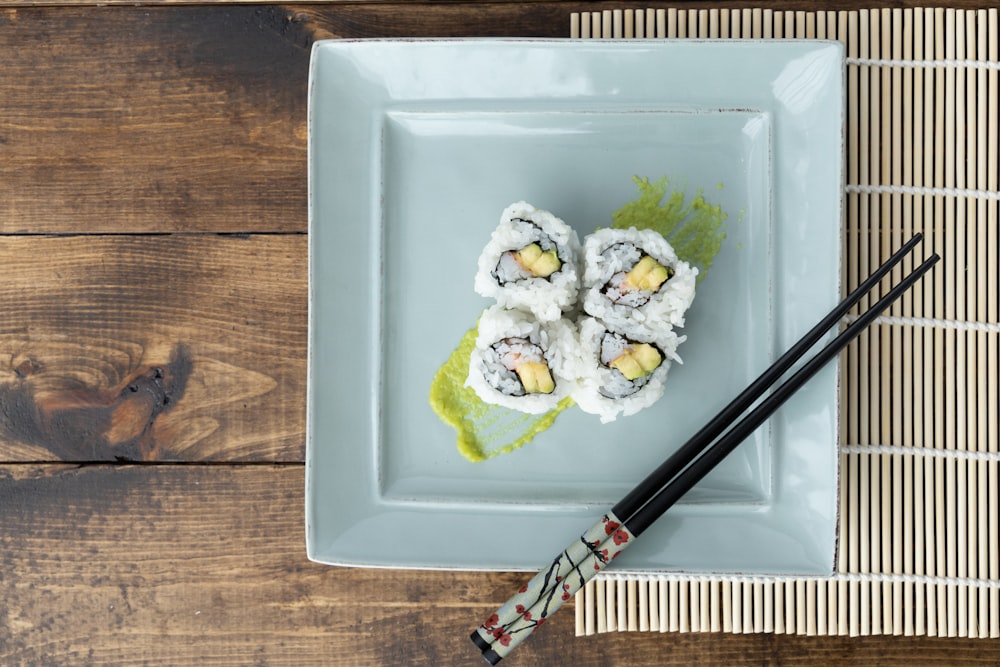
(571, 7, 1000, 638)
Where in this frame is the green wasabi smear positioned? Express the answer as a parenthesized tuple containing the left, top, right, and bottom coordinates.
(430, 176, 728, 463)
(611, 176, 727, 282)
(429, 326, 574, 462)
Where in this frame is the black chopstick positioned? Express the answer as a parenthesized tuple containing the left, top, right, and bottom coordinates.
(471, 237, 937, 665)
(625, 250, 939, 535)
(612, 231, 924, 527)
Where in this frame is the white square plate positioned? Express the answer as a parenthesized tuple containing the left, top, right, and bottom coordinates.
(307, 39, 843, 573)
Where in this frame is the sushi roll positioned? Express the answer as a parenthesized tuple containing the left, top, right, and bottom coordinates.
(574, 317, 684, 423)
(581, 227, 697, 333)
(467, 305, 578, 414)
(474, 202, 581, 322)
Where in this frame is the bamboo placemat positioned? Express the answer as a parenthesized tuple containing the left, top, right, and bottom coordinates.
(571, 7, 1000, 638)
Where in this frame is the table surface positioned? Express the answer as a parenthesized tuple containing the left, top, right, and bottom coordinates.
(1, 1, 998, 664)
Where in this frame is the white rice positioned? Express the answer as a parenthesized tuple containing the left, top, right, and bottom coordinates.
(581, 227, 698, 335)
(473, 202, 581, 322)
(466, 305, 580, 414)
(468, 210, 699, 420)
(573, 317, 685, 423)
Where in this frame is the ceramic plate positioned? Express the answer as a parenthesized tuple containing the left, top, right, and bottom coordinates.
(307, 39, 844, 573)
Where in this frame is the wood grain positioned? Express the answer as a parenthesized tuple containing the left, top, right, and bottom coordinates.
(0, 6, 309, 233)
(3, 3, 995, 234)
(0, 235, 306, 463)
(0, 463, 997, 666)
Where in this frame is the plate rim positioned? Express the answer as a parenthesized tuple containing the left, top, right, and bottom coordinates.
(306, 37, 845, 574)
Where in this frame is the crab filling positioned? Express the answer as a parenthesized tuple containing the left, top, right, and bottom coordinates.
(598, 332, 663, 399)
(484, 337, 555, 395)
(493, 222, 563, 284)
(600, 244, 673, 307)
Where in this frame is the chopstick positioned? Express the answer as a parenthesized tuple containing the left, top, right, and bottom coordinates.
(471, 235, 939, 665)
(626, 250, 940, 535)
(612, 232, 925, 526)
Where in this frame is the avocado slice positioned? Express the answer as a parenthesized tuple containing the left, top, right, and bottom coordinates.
(530, 249, 561, 277)
(623, 255, 671, 292)
(632, 343, 663, 373)
(515, 361, 556, 394)
(608, 343, 663, 381)
(608, 354, 644, 380)
(514, 243, 562, 278)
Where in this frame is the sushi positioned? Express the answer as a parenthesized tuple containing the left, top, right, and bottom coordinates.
(466, 305, 578, 414)
(581, 227, 697, 334)
(573, 317, 685, 423)
(474, 202, 581, 322)
(466, 205, 698, 421)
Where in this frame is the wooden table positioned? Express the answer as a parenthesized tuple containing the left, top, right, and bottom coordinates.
(1, 1, 998, 664)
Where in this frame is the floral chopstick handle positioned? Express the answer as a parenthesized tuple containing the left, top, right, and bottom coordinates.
(471, 513, 635, 664)
(471, 513, 617, 648)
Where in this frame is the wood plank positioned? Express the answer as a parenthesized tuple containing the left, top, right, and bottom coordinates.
(0, 235, 305, 462)
(0, 6, 309, 233)
(3, 3, 996, 234)
(1, 463, 998, 665)
(1, 0, 997, 9)
(0, 2, 562, 234)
